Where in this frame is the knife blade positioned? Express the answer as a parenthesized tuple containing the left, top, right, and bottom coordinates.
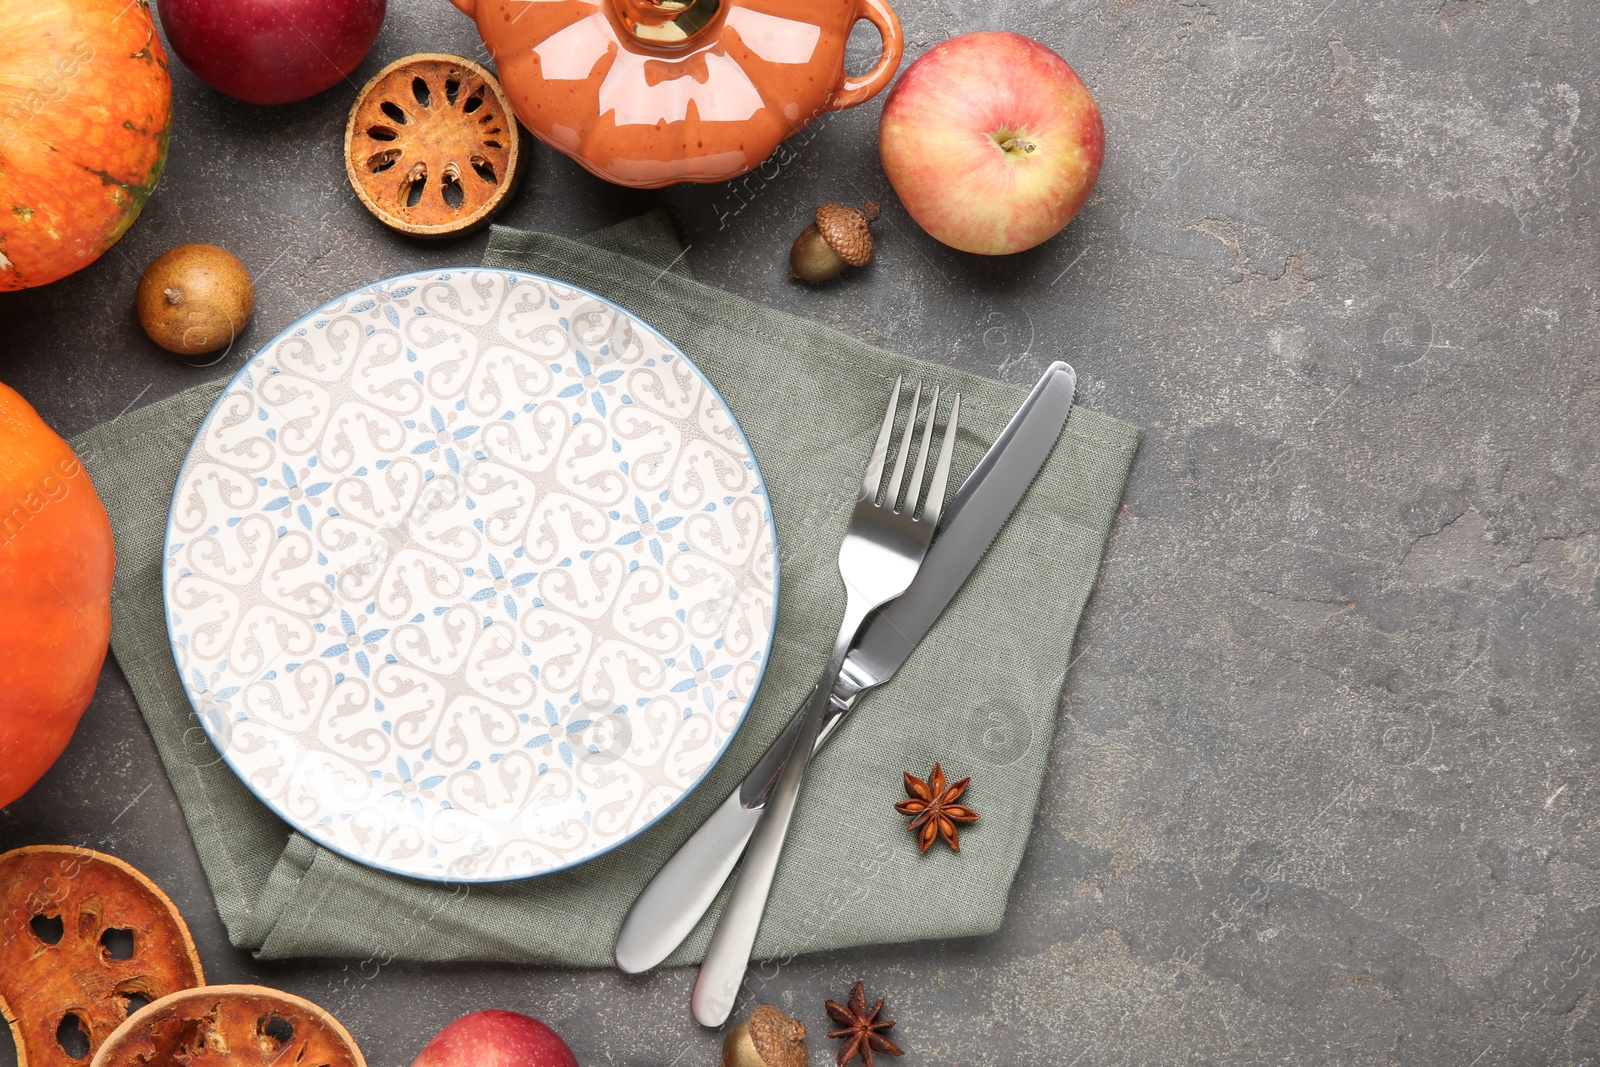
(613, 361, 1077, 974)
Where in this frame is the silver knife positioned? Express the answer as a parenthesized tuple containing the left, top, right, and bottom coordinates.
(613, 361, 1077, 974)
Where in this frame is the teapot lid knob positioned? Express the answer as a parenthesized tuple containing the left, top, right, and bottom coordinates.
(615, 0, 722, 45)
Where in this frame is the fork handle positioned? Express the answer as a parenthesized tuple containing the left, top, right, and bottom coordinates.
(691, 598, 871, 1027)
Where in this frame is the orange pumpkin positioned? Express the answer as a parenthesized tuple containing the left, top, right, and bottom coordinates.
(0, 0, 173, 290)
(0, 382, 114, 808)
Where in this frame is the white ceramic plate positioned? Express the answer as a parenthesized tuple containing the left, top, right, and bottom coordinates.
(163, 269, 778, 882)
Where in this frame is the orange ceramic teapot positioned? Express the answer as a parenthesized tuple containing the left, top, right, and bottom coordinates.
(446, 0, 903, 187)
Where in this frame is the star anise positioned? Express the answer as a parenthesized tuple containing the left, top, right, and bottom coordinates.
(825, 981, 903, 1066)
(894, 762, 978, 853)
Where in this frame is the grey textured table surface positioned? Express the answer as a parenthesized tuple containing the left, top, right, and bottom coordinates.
(3, 1, 1598, 1064)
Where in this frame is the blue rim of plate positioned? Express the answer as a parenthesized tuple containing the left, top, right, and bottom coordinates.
(161, 267, 780, 884)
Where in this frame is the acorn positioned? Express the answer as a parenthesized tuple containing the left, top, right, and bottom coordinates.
(721, 1004, 807, 1067)
(789, 201, 880, 282)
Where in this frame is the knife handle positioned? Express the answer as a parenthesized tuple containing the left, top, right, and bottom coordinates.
(614, 683, 861, 974)
(693, 613, 862, 1026)
(612, 790, 755, 974)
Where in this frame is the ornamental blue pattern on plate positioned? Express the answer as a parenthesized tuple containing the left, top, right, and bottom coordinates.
(162, 269, 779, 882)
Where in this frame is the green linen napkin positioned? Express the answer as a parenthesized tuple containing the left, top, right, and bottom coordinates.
(71, 212, 1139, 966)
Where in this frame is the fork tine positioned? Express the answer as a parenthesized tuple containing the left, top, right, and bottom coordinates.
(860, 374, 902, 501)
(883, 379, 922, 510)
(906, 385, 939, 514)
(920, 392, 960, 526)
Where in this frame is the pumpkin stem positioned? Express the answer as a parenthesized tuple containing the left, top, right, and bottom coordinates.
(163, 287, 184, 306)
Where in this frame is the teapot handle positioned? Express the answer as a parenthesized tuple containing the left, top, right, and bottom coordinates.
(825, 0, 903, 111)
(447, 0, 476, 17)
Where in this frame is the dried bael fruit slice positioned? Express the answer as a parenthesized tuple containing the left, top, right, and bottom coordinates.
(90, 986, 367, 1067)
(0, 846, 204, 1067)
(344, 53, 524, 238)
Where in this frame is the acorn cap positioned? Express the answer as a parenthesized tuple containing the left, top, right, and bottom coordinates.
(748, 1004, 807, 1067)
(814, 201, 880, 267)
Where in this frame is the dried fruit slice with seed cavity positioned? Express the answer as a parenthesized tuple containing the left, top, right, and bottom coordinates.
(344, 53, 524, 238)
(90, 986, 367, 1067)
(0, 846, 205, 1067)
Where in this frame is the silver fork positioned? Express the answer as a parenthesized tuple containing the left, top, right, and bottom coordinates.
(691, 375, 960, 1026)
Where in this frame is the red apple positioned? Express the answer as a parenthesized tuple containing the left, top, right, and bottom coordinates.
(879, 32, 1105, 255)
(410, 1010, 578, 1067)
(156, 0, 385, 105)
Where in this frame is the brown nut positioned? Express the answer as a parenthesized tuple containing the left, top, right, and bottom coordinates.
(722, 1004, 807, 1067)
(136, 244, 255, 358)
(0, 846, 204, 1067)
(90, 985, 366, 1067)
(789, 201, 881, 282)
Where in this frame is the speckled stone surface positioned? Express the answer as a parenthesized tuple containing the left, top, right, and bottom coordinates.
(2, 1, 1597, 1065)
